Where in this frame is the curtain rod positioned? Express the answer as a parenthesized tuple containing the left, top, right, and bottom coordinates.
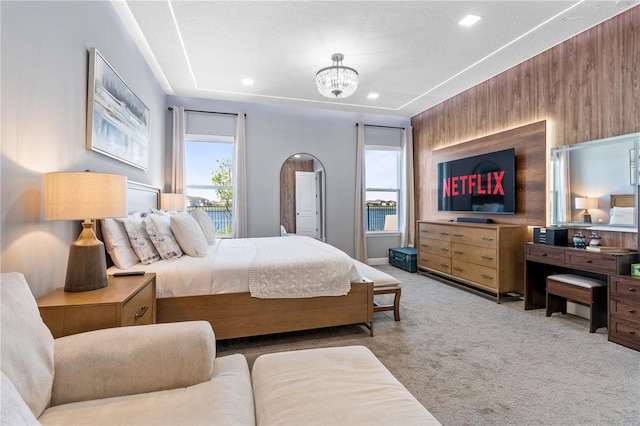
(167, 107, 243, 117)
(356, 123, 404, 130)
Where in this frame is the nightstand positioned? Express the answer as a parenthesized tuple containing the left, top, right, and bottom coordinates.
(37, 273, 156, 338)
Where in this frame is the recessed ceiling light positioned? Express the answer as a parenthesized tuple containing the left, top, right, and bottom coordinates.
(242, 78, 254, 86)
(459, 14, 481, 27)
(368, 93, 379, 99)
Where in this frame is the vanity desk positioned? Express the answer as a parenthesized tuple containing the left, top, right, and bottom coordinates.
(524, 243, 637, 310)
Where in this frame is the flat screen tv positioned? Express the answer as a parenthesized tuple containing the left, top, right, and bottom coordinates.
(437, 148, 516, 214)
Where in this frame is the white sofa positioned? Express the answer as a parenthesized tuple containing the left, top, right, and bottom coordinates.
(1, 272, 440, 425)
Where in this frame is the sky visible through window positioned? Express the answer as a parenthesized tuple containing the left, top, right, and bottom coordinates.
(366, 149, 399, 202)
(185, 140, 233, 202)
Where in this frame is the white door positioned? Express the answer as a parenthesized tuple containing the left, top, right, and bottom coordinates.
(296, 171, 318, 238)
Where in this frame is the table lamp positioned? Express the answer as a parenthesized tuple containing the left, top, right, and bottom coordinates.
(161, 193, 185, 211)
(575, 196, 598, 223)
(44, 171, 127, 292)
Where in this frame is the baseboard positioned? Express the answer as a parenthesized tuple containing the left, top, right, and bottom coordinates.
(367, 257, 388, 266)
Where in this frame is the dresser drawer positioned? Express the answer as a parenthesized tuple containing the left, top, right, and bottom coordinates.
(451, 243, 496, 268)
(609, 318, 640, 351)
(419, 253, 451, 274)
(565, 251, 617, 274)
(419, 240, 451, 257)
(525, 244, 565, 267)
(610, 298, 640, 323)
(121, 282, 154, 326)
(419, 223, 451, 242)
(451, 260, 497, 289)
(610, 276, 640, 303)
(451, 227, 497, 249)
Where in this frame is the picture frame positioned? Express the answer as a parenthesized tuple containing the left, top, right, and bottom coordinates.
(86, 47, 149, 170)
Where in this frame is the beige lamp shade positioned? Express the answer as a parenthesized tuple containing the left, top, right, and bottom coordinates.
(383, 214, 398, 231)
(575, 197, 598, 210)
(161, 193, 185, 211)
(44, 171, 127, 220)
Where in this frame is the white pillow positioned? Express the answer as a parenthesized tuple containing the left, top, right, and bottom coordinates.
(145, 214, 183, 260)
(191, 209, 216, 245)
(609, 206, 635, 225)
(101, 218, 140, 269)
(171, 213, 208, 257)
(123, 213, 161, 264)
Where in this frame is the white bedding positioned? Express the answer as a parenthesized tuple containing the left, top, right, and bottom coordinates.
(108, 236, 365, 299)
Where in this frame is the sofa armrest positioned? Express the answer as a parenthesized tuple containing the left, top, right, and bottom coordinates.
(50, 321, 216, 406)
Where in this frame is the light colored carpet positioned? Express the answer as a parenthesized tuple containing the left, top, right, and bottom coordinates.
(217, 265, 640, 425)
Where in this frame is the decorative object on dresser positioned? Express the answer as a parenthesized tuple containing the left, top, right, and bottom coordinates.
(160, 193, 185, 211)
(609, 275, 640, 351)
(532, 227, 568, 245)
(36, 273, 156, 338)
(43, 171, 127, 292)
(417, 221, 528, 303)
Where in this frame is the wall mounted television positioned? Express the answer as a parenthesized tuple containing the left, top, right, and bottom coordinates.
(437, 148, 516, 214)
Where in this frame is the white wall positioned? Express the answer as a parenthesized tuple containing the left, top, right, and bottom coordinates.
(167, 96, 409, 257)
(1, 1, 167, 296)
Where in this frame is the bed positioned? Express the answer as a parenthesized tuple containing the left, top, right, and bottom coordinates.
(99, 181, 374, 340)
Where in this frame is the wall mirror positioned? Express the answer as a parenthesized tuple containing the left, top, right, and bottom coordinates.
(550, 132, 640, 230)
(280, 153, 326, 240)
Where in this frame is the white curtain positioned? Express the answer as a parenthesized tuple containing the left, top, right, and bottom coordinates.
(171, 106, 186, 194)
(400, 126, 415, 248)
(355, 123, 367, 263)
(232, 112, 247, 238)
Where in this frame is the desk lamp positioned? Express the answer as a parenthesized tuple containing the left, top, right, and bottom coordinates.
(575, 197, 598, 223)
(44, 171, 127, 292)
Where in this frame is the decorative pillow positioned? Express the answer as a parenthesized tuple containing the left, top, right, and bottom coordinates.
(145, 214, 183, 260)
(101, 218, 140, 269)
(191, 209, 216, 245)
(609, 207, 635, 225)
(171, 213, 208, 257)
(123, 213, 161, 264)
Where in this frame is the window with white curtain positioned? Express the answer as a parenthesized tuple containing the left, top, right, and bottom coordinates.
(365, 146, 401, 232)
(185, 135, 234, 236)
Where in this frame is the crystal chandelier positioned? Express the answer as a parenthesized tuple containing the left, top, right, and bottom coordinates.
(315, 53, 359, 98)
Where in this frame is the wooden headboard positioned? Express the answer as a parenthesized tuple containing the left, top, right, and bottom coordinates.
(610, 194, 635, 208)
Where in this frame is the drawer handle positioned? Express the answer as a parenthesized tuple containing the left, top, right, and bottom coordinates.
(541, 253, 548, 257)
(481, 274, 494, 279)
(134, 305, 149, 319)
(453, 233, 464, 237)
(454, 266, 463, 271)
(629, 287, 636, 292)
(629, 309, 636, 314)
(453, 250, 464, 255)
(481, 255, 494, 260)
(440, 263, 449, 268)
(481, 236, 494, 241)
(585, 260, 592, 264)
(440, 232, 449, 236)
(629, 331, 636, 335)
(440, 247, 449, 252)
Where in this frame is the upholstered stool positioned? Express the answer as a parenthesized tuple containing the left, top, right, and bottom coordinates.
(546, 274, 607, 333)
(352, 259, 402, 321)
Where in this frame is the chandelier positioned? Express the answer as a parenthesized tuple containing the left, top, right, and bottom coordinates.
(315, 53, 359, 98)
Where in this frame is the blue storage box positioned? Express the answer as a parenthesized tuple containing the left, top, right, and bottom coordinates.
(389, 247, 417, 273)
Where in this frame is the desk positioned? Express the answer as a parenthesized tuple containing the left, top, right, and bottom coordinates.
(524, 243, 637, 310)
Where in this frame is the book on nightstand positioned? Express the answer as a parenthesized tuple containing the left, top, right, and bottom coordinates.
(585, 246, 633, 253)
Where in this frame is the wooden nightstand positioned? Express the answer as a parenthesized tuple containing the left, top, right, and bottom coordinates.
(37, 273, 156, 338)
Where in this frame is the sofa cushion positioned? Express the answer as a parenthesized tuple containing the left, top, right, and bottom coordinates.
(39, 354, 254, 426)
(0, 272, 55, 418)
(251, 345, 440, 425)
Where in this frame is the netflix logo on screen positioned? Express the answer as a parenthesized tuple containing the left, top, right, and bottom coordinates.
(437, 148, 516, 214)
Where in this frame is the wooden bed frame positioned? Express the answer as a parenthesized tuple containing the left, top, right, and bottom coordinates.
(100, 181, 374, 340)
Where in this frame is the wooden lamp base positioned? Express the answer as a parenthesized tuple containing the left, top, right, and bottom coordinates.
(64, 221, 107, 292)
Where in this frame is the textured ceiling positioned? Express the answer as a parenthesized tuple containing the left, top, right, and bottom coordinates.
(115, 1, 640, 117)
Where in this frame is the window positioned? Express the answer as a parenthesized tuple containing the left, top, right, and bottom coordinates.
(185, 134, 234, 236)
(365, 147, 401, 232)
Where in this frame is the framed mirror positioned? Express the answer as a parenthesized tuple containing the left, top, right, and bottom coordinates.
(550, 132, 640, 230)
(280, 153, 326, 240)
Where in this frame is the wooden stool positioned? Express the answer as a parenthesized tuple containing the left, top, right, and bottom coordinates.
(374, 285, 402, 321)
(546, 274, 607, 333)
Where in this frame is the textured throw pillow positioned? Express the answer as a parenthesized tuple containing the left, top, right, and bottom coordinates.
(101, 218, 140, 269)
(609, 207, 635, 225)
(145, 214, 183, 260)
(123, 213, 161, 264)
(171, 213, 208, 257)
(191, 209, 216, 245)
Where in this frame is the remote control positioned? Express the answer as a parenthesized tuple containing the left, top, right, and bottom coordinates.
(113, 271, 146, 276)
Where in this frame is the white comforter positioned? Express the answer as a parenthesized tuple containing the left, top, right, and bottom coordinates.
(108, 236, 364, 299)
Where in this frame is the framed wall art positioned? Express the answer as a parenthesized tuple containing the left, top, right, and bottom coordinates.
(86, 47, 149, 170)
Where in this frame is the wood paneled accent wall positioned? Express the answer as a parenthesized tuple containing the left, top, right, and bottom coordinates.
(280, 157, 314, 234)
(412, 6, 640, 231)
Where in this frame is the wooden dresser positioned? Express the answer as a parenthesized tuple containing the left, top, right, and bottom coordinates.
(608, 275, 640, 351)
(417, 221, 528, 302)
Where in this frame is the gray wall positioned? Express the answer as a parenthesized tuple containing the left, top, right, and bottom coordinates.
(1, 1, 167, 296)
(167, 96, 409, 258)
